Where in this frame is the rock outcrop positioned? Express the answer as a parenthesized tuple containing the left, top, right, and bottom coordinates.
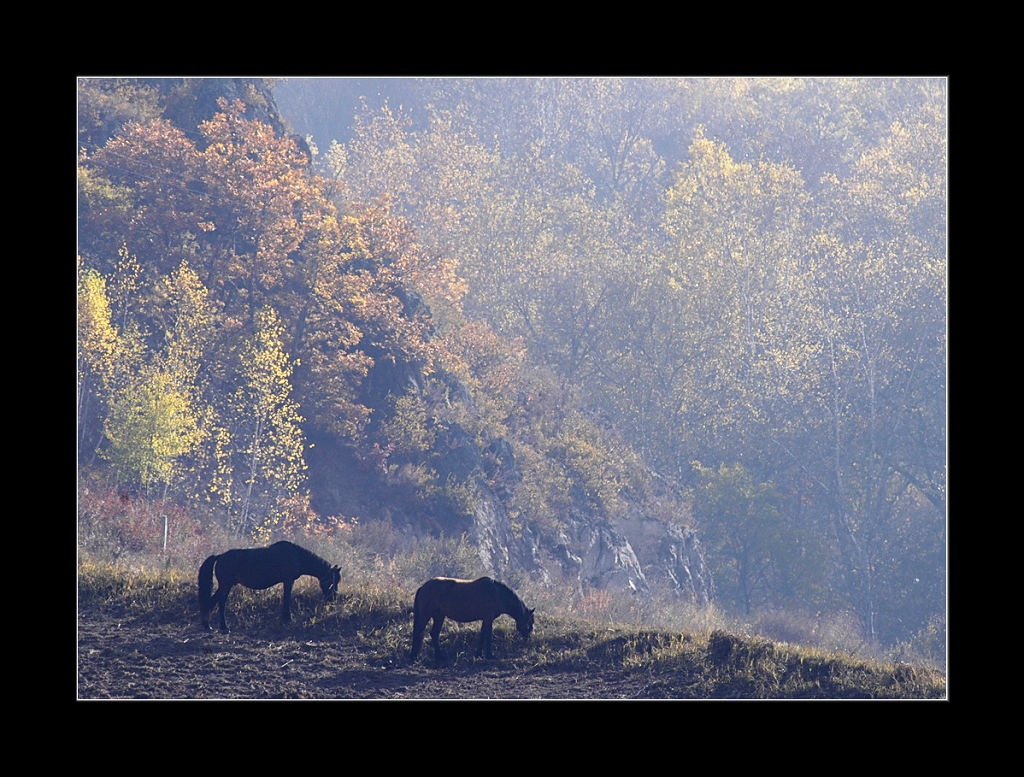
(537, 508, 713, 604)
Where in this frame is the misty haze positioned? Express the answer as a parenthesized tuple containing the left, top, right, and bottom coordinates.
(77, 76, 946, 699)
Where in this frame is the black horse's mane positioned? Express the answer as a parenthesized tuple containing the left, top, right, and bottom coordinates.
(275, 540, 332, 578)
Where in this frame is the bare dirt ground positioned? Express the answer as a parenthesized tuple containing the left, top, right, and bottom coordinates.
(77, 607, 664, 700)
(76, 590, 945, 700)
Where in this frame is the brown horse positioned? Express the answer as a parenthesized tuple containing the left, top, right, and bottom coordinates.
(410, 576, 535, 663)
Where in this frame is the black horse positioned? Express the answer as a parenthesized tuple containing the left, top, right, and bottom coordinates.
(410, 576, 535, 663)
(198, 540, 340, 633)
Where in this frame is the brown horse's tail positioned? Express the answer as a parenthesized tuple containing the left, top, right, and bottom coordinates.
(197, 553, 220, 622)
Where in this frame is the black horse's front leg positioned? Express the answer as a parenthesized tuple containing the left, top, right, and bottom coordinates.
(201, 599, 213, 631)
(281, 579, 294, 624)
(478, 619, 494, 659)
(216, 584, 233, 633)
(430, 614, 446, 663)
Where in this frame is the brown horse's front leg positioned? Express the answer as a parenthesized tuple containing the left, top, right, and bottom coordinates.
(411, 613, 427, 661)
(478, 618, 495, 658)
(281, 579, 294, 624)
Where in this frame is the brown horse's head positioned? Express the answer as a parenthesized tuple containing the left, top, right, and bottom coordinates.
(517, 607, 536, 639)
(321, 565, 341, 602)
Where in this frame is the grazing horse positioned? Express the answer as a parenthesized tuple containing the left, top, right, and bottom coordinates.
(197, 540, 340, 633)
(410, 576, 535, 663)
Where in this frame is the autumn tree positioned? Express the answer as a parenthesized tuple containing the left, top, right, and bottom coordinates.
(80, 95, 451, 529)
(654, 128, 821, 475)
(102, 368, 203, 496)
(227, 306, 308, 540)
(195, 99, 331, 327)
(801, 96, 947, 644)
(83, 99, 330, 326)
(78, 258, 207, 498)
(82, 95, 456, 447)
(77, 261, 144, 463)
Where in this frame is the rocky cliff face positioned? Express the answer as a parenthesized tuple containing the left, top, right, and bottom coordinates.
(381, 372, 713, 605)
(615, 510, 714, 606)
(143, 77, 310, 159)
(308, 360, 715, 608)
(486, 483, 714, 606)
(422, 386, 713, 604)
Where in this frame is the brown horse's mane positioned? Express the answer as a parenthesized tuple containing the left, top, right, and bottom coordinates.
(491, 578, 527, 619)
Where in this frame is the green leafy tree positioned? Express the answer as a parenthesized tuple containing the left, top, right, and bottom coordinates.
(693, 462, 797, 615)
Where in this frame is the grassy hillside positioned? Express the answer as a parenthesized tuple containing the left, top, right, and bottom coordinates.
(77, 560, 946, 700)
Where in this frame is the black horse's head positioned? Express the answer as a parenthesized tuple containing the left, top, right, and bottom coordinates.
(320, 565, 341, 602)
(517, 607, 535, 639)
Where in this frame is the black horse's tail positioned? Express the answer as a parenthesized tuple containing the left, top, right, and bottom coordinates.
(197, 553, 220, 623)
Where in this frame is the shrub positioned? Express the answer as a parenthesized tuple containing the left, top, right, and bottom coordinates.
(78, 485, 213, 569)
(388, 533, 485, 587)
